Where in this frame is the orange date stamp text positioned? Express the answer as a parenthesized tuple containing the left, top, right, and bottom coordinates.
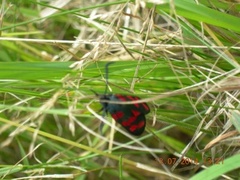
(156, 157, 224, 166)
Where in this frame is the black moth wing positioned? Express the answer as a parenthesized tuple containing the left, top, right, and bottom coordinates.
(100, 94, 150, 135)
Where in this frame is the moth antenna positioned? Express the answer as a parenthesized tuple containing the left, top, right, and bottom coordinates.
(90, 89, 99, 96)
(104, 62, 115, 94)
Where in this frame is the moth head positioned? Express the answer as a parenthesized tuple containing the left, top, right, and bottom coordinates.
(91, 89, 110, 108)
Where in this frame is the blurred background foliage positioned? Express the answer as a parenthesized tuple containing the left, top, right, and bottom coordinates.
(0, 0, 240, 179)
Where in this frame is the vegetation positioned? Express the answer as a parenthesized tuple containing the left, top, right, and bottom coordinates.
(0, 0, 240, 179)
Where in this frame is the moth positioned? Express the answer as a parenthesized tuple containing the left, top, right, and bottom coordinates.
(93, 62, 150, 135)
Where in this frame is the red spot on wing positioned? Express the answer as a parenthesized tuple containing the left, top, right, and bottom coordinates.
(115, 95, 127, 101)
(121, 110, 140, 127)
(142, 103, 149, 111)
(131, 109, 140, 116)
(111, 111, 124, 121)
(115, 95, 149, 113)
(129, 96, 149, 113)
(129, 120, 145, 133)
(116, 95, 140, 108)
(127, 96, 140, 108)
(128, 96, 149, 112)
(122, 116, 136, 126)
